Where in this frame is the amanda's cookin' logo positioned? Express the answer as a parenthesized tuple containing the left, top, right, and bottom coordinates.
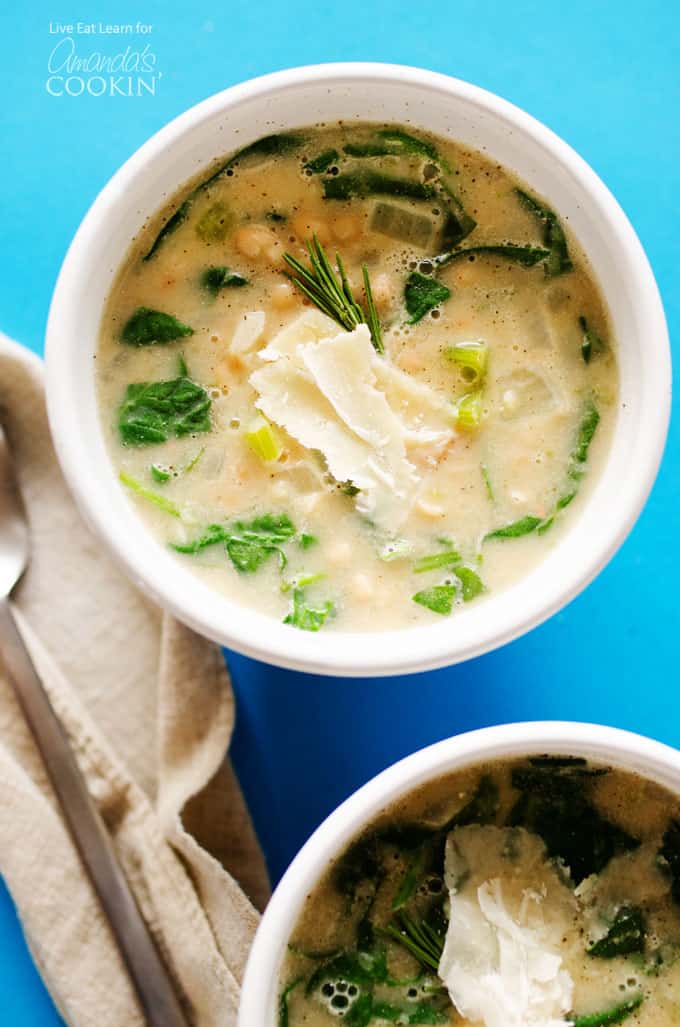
(46, 23, 162, 97)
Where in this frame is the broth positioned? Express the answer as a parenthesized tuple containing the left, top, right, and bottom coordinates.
(96, 123, 618, 632)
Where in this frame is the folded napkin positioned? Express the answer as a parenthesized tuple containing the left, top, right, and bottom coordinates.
(0, 334, 269, 1026)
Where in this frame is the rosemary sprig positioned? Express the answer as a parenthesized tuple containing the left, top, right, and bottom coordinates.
(381, 912, 445, 972)
(283, 236, 384, 354)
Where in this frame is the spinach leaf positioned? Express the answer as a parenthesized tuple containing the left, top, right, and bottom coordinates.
(299, 532, 318, 549)
(569, 399, 600, 475)
(345, 994, 374, 1027)
(284, 588, 335, 632)
(453, 566, 484, 602)
(142, 200, 192, 261)
(121, 307, 194, 347)
(579, 315, 606, 364)
(344, 142, 397, 158)
(171, 524, 228, 554)
(404, 272, 451, 324)
(659, 819, 680, 903)
(573, 994, 643, 1027)
(323, 172, 436, 202)
(413, 550, 461, 573)
(227, 513, 296, 573)
(195, 201, 234, 243)
(278, 977, 303, 1027)
(436, 243, 550, 269)
(118, 377, 211, 445)
(515, 188, 573, 277)
(230, 133, 305, 164)
(484, 515, 543, 541)
(119, 471, 181, 518)
(200, 266, 248, 294)
(509, 760, 639, 883)
(444, 774, 499, 830)
(173, 513, 295, 573)
(587, 906, 646, 958)
(412, 585, 456, 615)
(377, 128, 440, 161)
(370, 999, 448, 1024)
(305, 148, 339, 174)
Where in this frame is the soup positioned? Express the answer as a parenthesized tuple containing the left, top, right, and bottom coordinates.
(96, 123, 618, 632)
(279, 756, 680, 1026)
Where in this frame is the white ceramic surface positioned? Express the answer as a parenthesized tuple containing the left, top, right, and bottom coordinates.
(237, 721, 680, 1027)
(45, 64, 671, 676)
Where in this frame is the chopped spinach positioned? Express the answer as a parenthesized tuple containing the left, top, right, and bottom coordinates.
(404, 272, 451, 324)
(436, 243, 550, 269)
(121, 307, 194, 347)
(453, 566, 484, 602)
(579, 315, 606, 364)
(509, 760, 639, 883)
(412, 585, 456, 615)
(195, 201, 234, 243)
(344, 142, 398, 158)
(171, 524, 228, 554)
(569, 398, 600, 476)
(515, 187, 573, 277)
(176, 352, 189, 377)
(305, 148, 339, 174)
(284, 588, 335, 632)
(444, 775, 499, 831)
(370, 999, 448, 1023)
(200, 266, 248, 295)
(117, 377, 211, 445)
(587, 906, 646, 958)
(484, 515, 543, 541)
(377, 128, 440, 162)
(142, 200, 192, 261)
(573, 994, 643, 1027)
(230, 132, 305, 165)
(659, 819, 680, 903)
(299, 532, 318, 550)
(173, 513, 295, 574)
(323, 172, 436, 202)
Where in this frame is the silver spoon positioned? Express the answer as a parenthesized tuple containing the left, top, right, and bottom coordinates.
(0, 420, 190, 1027)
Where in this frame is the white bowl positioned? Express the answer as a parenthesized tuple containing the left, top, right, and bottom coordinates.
(237, 721, 680, 1026)
(45, 63, 671, 677)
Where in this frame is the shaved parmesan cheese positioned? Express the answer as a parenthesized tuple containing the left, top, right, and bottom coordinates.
(249, 312, 455, 530)
(439, 826, 575, 1027)
(231, 311, 266, 353)
(259, 309, 337, 362)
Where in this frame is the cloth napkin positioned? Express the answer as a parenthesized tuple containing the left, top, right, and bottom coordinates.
(0, 333, 270, 1026)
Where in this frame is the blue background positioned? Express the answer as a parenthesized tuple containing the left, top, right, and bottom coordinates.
(1, 1, 678, 1021)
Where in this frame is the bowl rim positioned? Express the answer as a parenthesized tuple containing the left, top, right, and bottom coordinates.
(45, 62, 671, 676)
(237, 720, 680, 1026)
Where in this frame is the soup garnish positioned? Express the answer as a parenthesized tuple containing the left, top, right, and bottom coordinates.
(279, 756, 680, 1026)
(97, 123, 618, 631)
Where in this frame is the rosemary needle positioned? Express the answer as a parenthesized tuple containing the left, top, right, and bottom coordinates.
(283, 235, 384, 354)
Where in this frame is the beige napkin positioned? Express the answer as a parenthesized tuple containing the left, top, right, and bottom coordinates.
(0, 334, 270, 1026)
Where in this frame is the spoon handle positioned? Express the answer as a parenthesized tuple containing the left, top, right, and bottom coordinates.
(0, 599, 190, 1027)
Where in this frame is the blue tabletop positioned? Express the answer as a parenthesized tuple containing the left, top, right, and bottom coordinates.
(1, 1, 678, 1021)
